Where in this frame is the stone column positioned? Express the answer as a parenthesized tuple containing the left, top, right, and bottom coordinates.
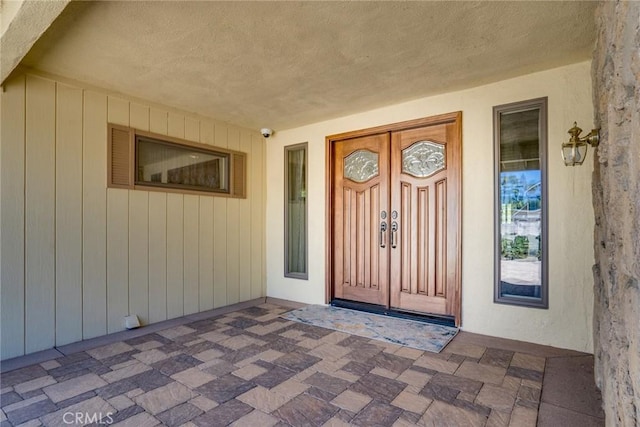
(591, 1, 640, 425)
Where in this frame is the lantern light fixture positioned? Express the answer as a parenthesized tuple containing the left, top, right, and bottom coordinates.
(561, 122, 599, 166)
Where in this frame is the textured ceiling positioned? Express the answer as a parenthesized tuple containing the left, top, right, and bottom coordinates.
(22, 1, 597, 132)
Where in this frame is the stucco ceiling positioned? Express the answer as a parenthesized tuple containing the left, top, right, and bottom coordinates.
(21, 1, 597, 132)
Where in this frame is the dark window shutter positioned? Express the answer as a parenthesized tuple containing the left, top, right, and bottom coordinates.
(232, 152, 246, 198)
(108, 125, 133, 188)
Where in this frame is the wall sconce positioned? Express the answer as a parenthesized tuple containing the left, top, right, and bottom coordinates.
(561, 122, 600, 166)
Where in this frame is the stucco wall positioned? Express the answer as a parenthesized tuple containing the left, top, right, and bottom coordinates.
(266, 61, 595, 353)
(0, 71, 266, 360)
(592, 1, 640, 425)
(1, 0, 24, 36)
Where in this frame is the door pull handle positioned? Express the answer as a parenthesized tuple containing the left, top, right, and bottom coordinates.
(379, 222, 388, 248)
(391, 222, 398, 249)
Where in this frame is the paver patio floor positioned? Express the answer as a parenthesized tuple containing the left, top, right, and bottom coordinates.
(0, 300, 605, 426)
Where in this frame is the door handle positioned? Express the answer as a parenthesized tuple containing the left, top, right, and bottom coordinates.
(379, 222, 388, 248)
(391, 221, 398, 249)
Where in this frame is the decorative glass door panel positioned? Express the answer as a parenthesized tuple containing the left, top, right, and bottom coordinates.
(401, 141, 445, 178)
(344, 150, 379, 183)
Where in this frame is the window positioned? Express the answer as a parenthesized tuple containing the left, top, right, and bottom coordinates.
(494, 98, 548, 308)
(136, 136, 229, 193)
(108, 124, 246, 198)
(284, 143, 308, 279)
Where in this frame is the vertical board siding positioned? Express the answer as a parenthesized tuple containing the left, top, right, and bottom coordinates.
(0, 75, 26, 359)
(200, 121, 214, 145)
(251, 134, 265, 299)
(129, 102, 152, 325)
(183, 195, 200, 315)
(213, 197, 228, 308)
(148, 108, 169, 323)
(200, 121, 215, 310)
(107, 188, 129, 333)
(129, 191, 149, 324)
(168, 113, 185, 139)
(129, 101, 151, 326)
(82, 90, 108, 339)
(148, 192, 168, 323)
(185, 117, 200, 142)
(24, 76, 56, 353)
(149, 108, 168, 134)
(166, 193, 185, 319)
(106, 97, 130, 333)
(1, 72, 265, 359)
(199, 197, 214, 311)
(55, 83, 84, 346)
(226, 128, 241, 305)
(108, 96, 129, 126)
(213, 122, 229, 308)
(130, 103, 149, 130)
(239, 131, 253, 302)
(167, 111, 186, 322)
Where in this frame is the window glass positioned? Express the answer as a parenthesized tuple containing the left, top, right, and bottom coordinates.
(136, 136, 229, 193)
(285, 143, 308, 279)
(494, 98, 548, 308)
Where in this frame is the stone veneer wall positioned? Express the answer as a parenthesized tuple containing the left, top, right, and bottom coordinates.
(591, 1, 640, 425)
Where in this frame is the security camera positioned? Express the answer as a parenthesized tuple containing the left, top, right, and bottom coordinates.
(260, 128, 274, 138)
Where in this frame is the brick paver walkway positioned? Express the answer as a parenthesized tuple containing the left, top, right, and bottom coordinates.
(0, 302, 603, 426)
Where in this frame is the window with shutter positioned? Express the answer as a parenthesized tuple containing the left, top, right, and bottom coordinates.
(107, 124, 247, 198)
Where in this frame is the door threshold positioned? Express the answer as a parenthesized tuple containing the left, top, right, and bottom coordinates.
(330, 299, 456, 327)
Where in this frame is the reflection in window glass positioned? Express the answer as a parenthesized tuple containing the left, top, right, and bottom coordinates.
(136, 136, 229, 193)
(494, 99, 548, 308)
(285, 143, 308, 279)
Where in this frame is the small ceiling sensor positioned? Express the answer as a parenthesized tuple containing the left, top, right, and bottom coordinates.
(260, 128, 274, 138)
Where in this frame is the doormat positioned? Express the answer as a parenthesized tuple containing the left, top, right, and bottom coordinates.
(281, 305, 458, 353)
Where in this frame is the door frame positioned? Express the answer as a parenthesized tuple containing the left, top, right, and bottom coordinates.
(325, 112, 463, 325)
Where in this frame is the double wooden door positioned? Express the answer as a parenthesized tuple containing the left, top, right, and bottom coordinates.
(330, 113, 461, 325)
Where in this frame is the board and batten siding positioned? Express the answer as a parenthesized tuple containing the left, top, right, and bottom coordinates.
(0, 72, 266, 360)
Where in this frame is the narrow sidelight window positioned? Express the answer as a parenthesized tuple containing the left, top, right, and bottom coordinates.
(494, 98, 548, 308)
(284, 143, 308, 279)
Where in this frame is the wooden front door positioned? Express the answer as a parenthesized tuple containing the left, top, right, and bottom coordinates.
(389, 123, 461, 319)
(333, 133, 390, 306)
(330, 113, 461, 325)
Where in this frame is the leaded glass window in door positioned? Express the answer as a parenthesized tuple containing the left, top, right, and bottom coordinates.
(344, 150, 379, 183)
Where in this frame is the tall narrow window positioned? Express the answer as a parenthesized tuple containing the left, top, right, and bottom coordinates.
(285, 143, 308, 279)
(494, 98, 548, 308)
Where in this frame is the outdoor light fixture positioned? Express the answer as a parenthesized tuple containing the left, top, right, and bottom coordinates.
(561, 122, 600, 166)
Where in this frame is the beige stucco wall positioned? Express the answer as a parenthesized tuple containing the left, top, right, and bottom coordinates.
(266, 61, 595, 353)
(1, 0, 24, 36)
(0, 70, 266, 360)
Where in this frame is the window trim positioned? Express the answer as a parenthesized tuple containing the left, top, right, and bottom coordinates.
(493, 97, 549, 309)
(284, 142, 309, 280)
(107, 124, 247, 198)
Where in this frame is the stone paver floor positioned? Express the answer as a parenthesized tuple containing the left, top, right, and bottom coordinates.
(0, 301, 604, 426)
